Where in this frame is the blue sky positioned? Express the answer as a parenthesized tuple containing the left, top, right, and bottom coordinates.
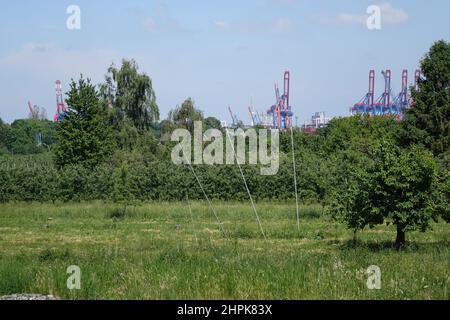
(0, 0, 449, 124)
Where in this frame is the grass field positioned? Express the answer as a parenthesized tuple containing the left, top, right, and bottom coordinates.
(0, 201, 448, 300)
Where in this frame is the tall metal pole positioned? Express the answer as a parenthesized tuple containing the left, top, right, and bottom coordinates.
(368, 70, 375, 114)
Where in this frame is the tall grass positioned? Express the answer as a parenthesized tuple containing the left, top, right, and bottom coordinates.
(0, 202, 448, 300)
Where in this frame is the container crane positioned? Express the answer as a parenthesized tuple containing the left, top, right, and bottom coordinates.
(351, 69, 419, 119)
(28, 101, 34, 115)
(267, 71, 294, 129)
(373, 69, 395, 116)
(54, 80, 68, 122)
(392, 70, 409, 118)
(351, 70, 375, 115)
(228, 106, 240, 128)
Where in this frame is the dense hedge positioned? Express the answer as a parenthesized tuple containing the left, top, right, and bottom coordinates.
(0, 157, 326, 203)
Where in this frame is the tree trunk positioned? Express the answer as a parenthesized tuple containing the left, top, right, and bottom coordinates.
(352, 230, 358, 247)
(395, 225, 406, 250)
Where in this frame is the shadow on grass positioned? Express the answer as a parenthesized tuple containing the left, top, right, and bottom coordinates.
(38, 248, 73, 262)
(106, 206, 136, 220)
(335, 239, 450, 252)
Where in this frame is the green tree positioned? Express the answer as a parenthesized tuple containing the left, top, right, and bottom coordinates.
(204, 116, 222, 130)
(433, 155, 450, 223)
(402, 40, 450, 156)
(329, 142, 437, 249)
(159, 119, 176, 135)
(3, 119, 55, 154)
(53, 77, 116, 167)
(168, 98, 204, 131)
(0, 118, 11, 154)
(101, 59, 159, 130)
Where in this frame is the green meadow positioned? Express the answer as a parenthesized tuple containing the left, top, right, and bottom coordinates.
(0, 202, 448, 300)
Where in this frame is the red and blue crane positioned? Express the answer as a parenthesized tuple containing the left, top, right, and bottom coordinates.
(351, 69, 420, 119)
(54, 80, 68, 122)
(267, 71, 294, 129)
(352, 70, 375, 115)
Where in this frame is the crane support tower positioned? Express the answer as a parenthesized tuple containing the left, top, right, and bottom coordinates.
(351, 70, 375, 115)
(392, 70, 409, 118)
(28, 101, 34, 115)
(374, 69, 394, 116)
(54, 80, 68, 122)
(267, 71, 294, 129)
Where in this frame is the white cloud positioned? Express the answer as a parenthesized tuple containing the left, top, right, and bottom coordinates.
(0, 43, 120, 81)
(22, 42, 58, 53)
(0, 43, 124, 122)
(336, 2, 408, 26)
(379, 3, 409, 25)
(336, 13, 367, 25)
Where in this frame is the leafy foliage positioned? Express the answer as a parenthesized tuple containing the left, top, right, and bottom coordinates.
(433, 155, 450, 223)
(328, 141, 437, 248)
(101, 59, 159, 130)
(0, 118, 11, 154)
(204, 117, 222, 130)
(0, 119, 55, 155)
(168, 98, 204, 131)
(402, 40, 450, 156)
(53, 77, 115, 167)
(0, 117, 406, 204)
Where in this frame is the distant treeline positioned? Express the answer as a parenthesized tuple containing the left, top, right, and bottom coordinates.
(0, 119, 56, 155)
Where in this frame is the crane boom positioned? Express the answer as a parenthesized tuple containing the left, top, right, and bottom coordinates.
(228, 106, 239, 127)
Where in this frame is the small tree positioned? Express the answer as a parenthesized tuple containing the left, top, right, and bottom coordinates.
(328, 181, 373, 242)
(329, 142, 437, 249)
(204, 116, 222, 130)
(168, 98, 204, 131)
(53, 77, 115, 167)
